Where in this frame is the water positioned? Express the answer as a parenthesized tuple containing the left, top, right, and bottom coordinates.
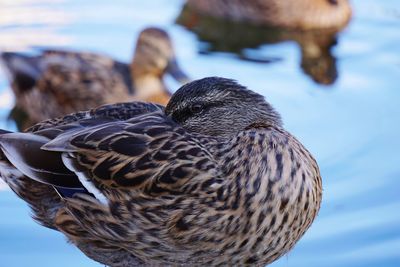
(0, 0, 399, 266)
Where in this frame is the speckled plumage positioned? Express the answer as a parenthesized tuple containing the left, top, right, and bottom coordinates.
(1, 27, 189, 129)
(186, 0, 352, 30)
(0, 77, 322, 266)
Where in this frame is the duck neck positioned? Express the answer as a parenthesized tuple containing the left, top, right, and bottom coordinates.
(131, 66, 170, 105)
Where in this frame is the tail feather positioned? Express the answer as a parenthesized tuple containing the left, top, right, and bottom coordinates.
(0, 130, 91, 198)
(0, 128, 73, 229)
(0, 129, 12, 161)
(1, 52, 40, 92)
(0, 131, 82, 188)
(0, 129, 12, 135)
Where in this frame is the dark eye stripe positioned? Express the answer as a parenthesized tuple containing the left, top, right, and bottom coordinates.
(172, 106, 194, 123)
(171, 102, 221, 124)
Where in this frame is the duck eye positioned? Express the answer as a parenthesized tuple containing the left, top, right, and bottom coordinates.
(190, 104, 203, 114)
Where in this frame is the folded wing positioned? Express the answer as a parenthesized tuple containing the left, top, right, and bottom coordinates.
(1, 101, 218, 202)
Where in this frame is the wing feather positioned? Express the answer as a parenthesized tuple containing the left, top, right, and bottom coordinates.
(1, 102, 166, 193)
(41, 109, 219, 196)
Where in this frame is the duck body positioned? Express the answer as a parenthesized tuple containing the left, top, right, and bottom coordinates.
(2, 50, 134, 124)
(185, 0, 352, 30)
(1, 27, 188, 129)
(0, 77, 322, 266)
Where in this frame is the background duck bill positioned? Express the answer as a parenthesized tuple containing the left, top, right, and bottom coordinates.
(166, 59, 190, 84)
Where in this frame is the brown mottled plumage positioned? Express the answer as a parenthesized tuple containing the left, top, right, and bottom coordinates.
(1, 27, 189, 129)
(185, 0, 352, 30)
(0, 77, 322, 266)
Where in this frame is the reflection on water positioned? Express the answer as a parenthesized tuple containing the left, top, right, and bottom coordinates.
(0, 0, 400, 266)
(176, 4, 340, 85)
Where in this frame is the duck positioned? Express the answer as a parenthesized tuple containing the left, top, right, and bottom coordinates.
(177, 6, 340, 85)
(0, 77, 322, 266)
(1, 27, 189, 129)
(184, 0, 352, 30)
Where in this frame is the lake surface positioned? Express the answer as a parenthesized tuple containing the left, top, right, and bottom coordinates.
(0, 0, 399, 266)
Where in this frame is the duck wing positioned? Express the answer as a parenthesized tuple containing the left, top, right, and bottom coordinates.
(41, 105, 218, 200)
(1, 50, 133, 120)
(41, 49, 134, 93)
(40, 49, 133, 97)
(1, 101, 218, 201)
(33, 102, 223, 260)
(0, 103, 172, 261)
(41, 49, 133, 92)
(0, 102, 163, 191)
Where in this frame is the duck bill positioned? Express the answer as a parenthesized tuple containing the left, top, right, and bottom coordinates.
(166, 59, 190, 84)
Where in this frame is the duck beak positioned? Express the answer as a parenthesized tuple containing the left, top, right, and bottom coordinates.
(166, 59, 190, 84)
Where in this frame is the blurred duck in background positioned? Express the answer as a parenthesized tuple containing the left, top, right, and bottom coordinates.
(1, 27, 189, 130)
(184, 0, 352, 30)
(177, 0, 352, 85)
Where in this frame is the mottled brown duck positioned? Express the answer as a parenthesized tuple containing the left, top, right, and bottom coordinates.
(185, 0, 352, 30)
(1, 27, 189, 129)
(0, 77, 322, 266)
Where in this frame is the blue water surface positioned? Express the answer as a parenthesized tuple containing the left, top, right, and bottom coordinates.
(0, 0, 399, 266)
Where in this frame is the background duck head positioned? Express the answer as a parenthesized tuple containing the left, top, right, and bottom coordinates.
(166, 77, 282, 137)
(131, 27, 190, 104)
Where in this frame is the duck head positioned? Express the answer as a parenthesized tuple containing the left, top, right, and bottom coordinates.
(165, 77, 282, 137)
(131, 27, 189, 84)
